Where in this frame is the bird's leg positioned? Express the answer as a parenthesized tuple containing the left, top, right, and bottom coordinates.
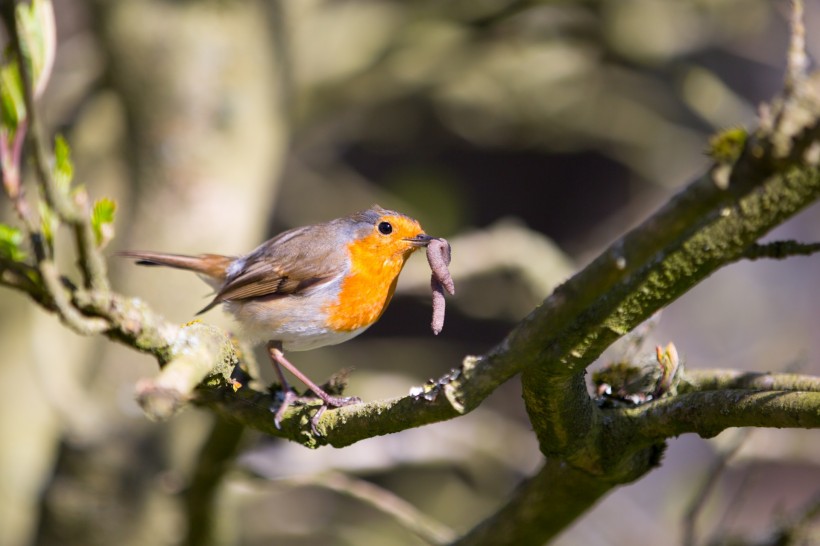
(267, 341, 296, 393)
(266, 341, 360, 429)
(266, 341, 301, 428)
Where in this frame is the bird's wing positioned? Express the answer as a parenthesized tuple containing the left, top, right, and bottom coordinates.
(197, 225, 347, 314)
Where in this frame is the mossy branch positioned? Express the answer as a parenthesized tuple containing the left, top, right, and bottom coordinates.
(620, 390, 820, 443)
(447, 3, 820, 539)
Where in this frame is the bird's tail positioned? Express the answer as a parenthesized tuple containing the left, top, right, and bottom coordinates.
(118, 251, 233, 282)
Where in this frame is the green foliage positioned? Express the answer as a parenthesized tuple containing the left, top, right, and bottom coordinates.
(38, 136, 117, 248)
(91, 198, 116, 248)
(11, 133, 117, 251)
(0, 60, 25, 133)
(0, 223, 27, 261)
(15, 0, 55, 97)
(35, 135, 74, 248)
(53, 134, 73, 191)
(38, 199, 57, 249)
(0, 0, 54, 136)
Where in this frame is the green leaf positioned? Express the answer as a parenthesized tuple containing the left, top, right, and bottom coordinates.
(0, 0, 55, 134)
(53, 134, 73, 191)
(38, 200, 57, 250)
(0, 60, 25, 134)
(0, 223, 27, 262)
(15, 0, 56, 98)
(47, 135, 75, 240)
(91, 198, 116, 248)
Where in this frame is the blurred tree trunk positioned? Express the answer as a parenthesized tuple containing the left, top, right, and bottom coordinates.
(0, 2, 288, 545)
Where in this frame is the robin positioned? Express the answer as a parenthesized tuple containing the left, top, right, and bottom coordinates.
(121, 205, 437, 427)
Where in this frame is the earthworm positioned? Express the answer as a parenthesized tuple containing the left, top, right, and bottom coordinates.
(426, 238, 454, 335)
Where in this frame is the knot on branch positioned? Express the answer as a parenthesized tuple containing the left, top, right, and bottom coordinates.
(136, 380, 187, 421)
(135, 322, 240, 420)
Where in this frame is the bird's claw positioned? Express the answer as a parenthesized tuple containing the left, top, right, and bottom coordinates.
(323, 395, 362, 407)
(273, 389, 302, 429)
(273, 391, 362, 432)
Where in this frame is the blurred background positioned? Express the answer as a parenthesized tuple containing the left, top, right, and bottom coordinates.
(1, 0, 819, 544)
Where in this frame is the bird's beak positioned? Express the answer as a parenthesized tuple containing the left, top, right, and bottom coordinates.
(404, 233, 435, 247)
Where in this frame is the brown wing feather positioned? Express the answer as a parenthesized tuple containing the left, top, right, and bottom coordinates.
(217, 277, 286, 301)
(197, 224, 348, 314)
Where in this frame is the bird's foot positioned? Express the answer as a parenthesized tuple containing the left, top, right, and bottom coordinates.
(308, 394, 361, 435)
(272, 389, 361, 433)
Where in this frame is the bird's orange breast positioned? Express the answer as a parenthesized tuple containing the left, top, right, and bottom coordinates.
(323, 234, 413, 332)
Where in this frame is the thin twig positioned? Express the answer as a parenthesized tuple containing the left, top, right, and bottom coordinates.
(7, 18, 78, 224)
(0, 8, 48, 261)
(0, 257, 48, 302)
(767, 492, 820, 545)
(71, 190, 110, 292)
(744, 240, 820, 261)
(682, 429, 753, 546)
(398, 219, 574, 302)
(39, 261, 108, 334)
(5, 0, 110, 292)
(786, 0, 807, 94)
(707, 462, 760, 546)
(680, 369, 820, 393)
(288, 471, 457, 545)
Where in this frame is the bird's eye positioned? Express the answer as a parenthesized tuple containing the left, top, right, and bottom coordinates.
(378, 221, 393, 235)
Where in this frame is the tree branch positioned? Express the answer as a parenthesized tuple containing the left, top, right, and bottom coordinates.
(161, 76, 820, 457)
(135, 322, 240, 421)
(681, 369, 820, 393)
(621, 390, 820, 444)
(448, 16, 820, 538)
(452, 458, 614, 546)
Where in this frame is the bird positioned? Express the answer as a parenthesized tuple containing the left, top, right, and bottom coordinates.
(121, 205, 435, 428)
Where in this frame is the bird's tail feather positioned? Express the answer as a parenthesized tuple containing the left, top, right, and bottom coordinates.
(118, 251, 233, 281)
